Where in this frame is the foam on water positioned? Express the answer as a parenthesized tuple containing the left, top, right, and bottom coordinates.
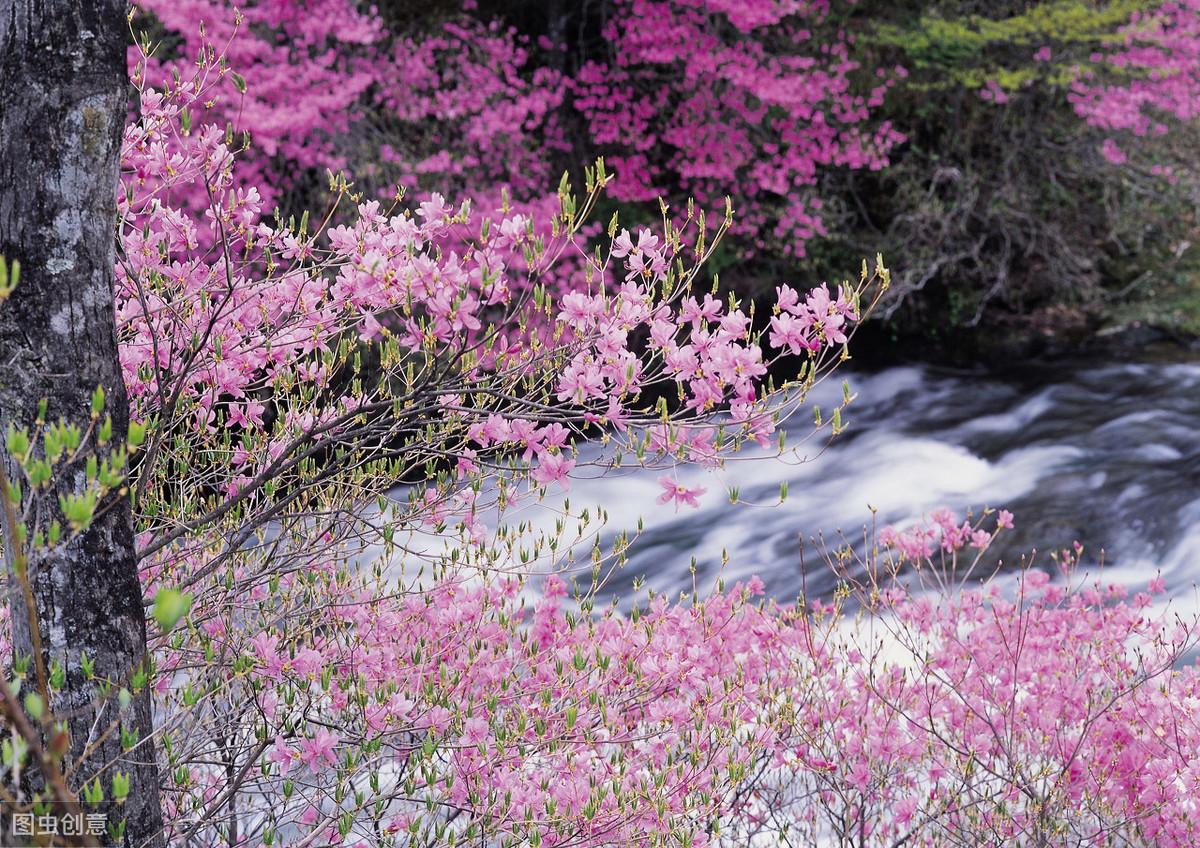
(385, 358, 1200, 609)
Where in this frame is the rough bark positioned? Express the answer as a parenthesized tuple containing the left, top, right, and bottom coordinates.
(0, 1, 164, 846)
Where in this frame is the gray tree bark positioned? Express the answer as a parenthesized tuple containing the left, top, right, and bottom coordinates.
(0, 1, 165, 845)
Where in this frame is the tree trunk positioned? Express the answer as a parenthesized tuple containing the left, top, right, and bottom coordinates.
(0, 1, 164, 846)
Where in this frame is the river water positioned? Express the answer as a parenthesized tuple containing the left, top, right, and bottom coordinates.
(542, 355, 1200, 611)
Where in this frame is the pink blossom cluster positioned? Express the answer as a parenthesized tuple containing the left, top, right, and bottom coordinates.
(739, 553, 1200, 846)
(143, 507, 1200, 846)
(166, 573, 787, 845)
(879, 506, 1014, 559)
(572, 0, 903, 257)
(130, 2, 592, 307)
(129, 0, 1198, 266)
(1069, 0, 1200, 167)
(132, 0, 901, 262)
(132, 0, 382, 210)
(768, 281, 857, 353)
(121, 39, 544, 420)
(978, 78, 1011, 104)
(373, 19, 568, 203)
(118, 22, 872, 559)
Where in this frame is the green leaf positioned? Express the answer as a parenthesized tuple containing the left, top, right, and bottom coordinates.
(0, 256, 19, 300)
(152, 588, 192, 633)
(127, 420, 147, 448)
(82, 778, 104, 805)
(112, 771, 130, 804)
(59, 490, 98, 531)
(5, 425, 29, 461)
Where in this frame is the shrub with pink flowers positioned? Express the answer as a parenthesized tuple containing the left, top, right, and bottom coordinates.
(728, 512, 1200, 847)
(132, 0, 383, 211)
(568, 0, 903, 259)
(129, 0, 1200, 336)
(1070, 0, 1200, 174)
(37, 23, 874, 843)
(133, 0, 902, 266)
(4, 5, 1200, 847)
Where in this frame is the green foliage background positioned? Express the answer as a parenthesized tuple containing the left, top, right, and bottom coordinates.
(798, 0, 1198, 345)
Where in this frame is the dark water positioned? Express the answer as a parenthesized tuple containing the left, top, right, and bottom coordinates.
(551, 357, 1200, 611)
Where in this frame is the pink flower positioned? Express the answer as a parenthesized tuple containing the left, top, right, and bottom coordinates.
(456, 448, 479, 479)
(776, 284, 801, 314)
(686, 427, 718, 466)
(558, 292, 602, 326)
(611, 228, 635, 258)
(299, 728, 339, 770)
(357, 311, 384, 342)
(469, 414, 513, 448)
(680, 294, 722, 326)
(979, 78, 1010, 104)
(291, 647, 324, 677)
(268, 735, 295, 774)
(1101, 138, 1127, 165)
(422, 706, 453, 734)
(769, 313, 816, 354)
(1023, 569, 1050, 590)
(227, 400, 266, 429)
(416, 192, 448, 223)
(460, 715, 489, 747)
(535, 422, 569, 452)
(532, 451, 575, 489)
(556, 361, 605, 403)
(250, 632, 281, 673)
(656, 476, 707, 510)
(544, 573, 568, 598)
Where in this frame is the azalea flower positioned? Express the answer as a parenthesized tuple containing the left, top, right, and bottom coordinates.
(769, 312, 816, 354)
(656, 476, 706, 510)
(299, 728, 339, 770)
(460, 715, 489, 747)
(267, 735, 295, 774)
(532, 451, 575, 489)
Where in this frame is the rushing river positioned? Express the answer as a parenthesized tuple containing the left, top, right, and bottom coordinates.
(539, 355, 1200, 611)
